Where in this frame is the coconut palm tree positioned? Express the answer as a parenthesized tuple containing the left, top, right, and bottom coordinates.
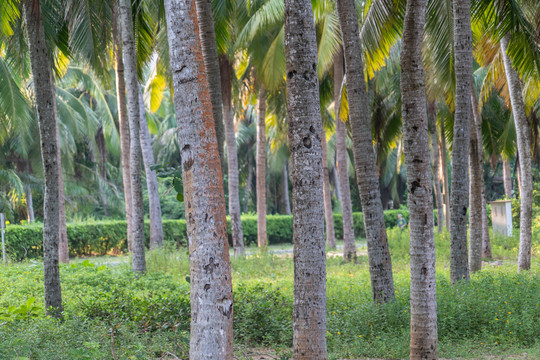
(164, 0, 234, 356)
(472, 0, 540, 271)
(284, 0, 326, 356)
(400, 0, 438, 358)
(335, 0, 395, 301)
(118, 0, 146, 272)
(449, 0, 474, 282)
(22, 0, 63, 317)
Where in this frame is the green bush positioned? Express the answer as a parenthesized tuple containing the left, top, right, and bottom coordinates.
(4, 220, 188, 261)
(4, 210, 415, 260)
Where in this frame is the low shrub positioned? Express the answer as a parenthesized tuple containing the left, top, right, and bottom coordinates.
(4, 210, 418, 260)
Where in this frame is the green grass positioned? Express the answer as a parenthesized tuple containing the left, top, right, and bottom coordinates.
(0, 229, 538, 359)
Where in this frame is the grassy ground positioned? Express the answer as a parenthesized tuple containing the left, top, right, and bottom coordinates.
(0, 228, 538, 359)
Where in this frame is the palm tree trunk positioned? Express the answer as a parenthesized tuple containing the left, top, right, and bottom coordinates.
(23, 0, 63, 317)
(220, 56, 245, 256)
(57, 137, 69, 264)
(54, 91, 69, 264)
(481, 190, 492, 258)
(96, 127, 110, 217)
(284, 0, 326, 357)
(138, 90, 164, 249)
(322, 127, 336, 249)
(439, 120, 451, 229)
(428, 102, 444, 233)
(336, 0, 395, 302)
(244, 155, 253, 213)
(334, 50, 356, 260)
(503, 158, 513, 198)
(500, 34, 533, 272)
(468, 99, 483, 273)
(119, 0, 146, 272)
(400, 0, 438, 358)
(195, 0, 225, 168)
(332, 161, 342, 202)
(165, 1, 234, 356)
(256, 87, 267, 248)
(450, 0, 473, 283)
(471, 89, 492, 260)
(281, 162, 291, 215)
(112, 2, 133, 252)
(25, 183, 35, 223)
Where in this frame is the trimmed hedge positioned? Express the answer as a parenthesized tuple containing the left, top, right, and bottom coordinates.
(4, 210, 414, 260)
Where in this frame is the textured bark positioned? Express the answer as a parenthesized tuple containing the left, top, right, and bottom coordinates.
(119, 0, 146, 272)
(469, 98, 483, 273)
(57, 136, 69, 264)
(165, 0, 234, 357)
(96, 127, 110, 216)
(500, 35, 533, 271)
(503, 158, 513, 198)
(450, 0, 473, 283)
(195, 0, 225, 168)
(471, 89, 492, 260)
(113, 2, 133, 252)
(54, 96, 69, 263)
(220, 56, 245, 256)
(281, 162, 292, 215)
(25, 183, 35, 223)
(256, 87, 267, 248)
(334, 51, 356, 260)
(244, 155, 253, 213)
(332, 161, 342, 201)
(24, 0, 63, 317)
(321, 127, 336, 249)
(428, 102, 444, 233)
(481, 189, 492, 258)
(24, 161, 35, 223)
(284, 0, 327, 357)
(400, 0, 438, 358)
(439, 121, 451, 229)
(336, 0, 395, 302)
(138, 90, 164, 249)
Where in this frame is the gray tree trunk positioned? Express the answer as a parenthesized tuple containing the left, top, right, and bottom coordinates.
(450, 0, 473, 283)
(54, 94, 69, 263)
(500, 34, 533, 271)
(481, 188, 492, 258)
(468, 98, 483, 273)
(400, 0, 438, 358)
(96, 127, 110, 217)
(195, 0, 225, 168)
(138, 90, 164, 249)
(244, 155, 253, 213)
(57, 132, 69, 264)
(334, 51, 356, 260)
(25, 183, 35, 223)
(24, 0, 63, 317)
(25, 161, 35, 223)
(165, 1, 234, 357)
(112, 3, 133, 252)
(284, 0, 327, 357)
(119, 0, 146, 272)
(220, 56, 245, 256)
(332, 160, 342, 202)
(439, 120, 451, 229)
(428, 102, 444, 233)
(336, 0, 395, 302)
(503, 158, 513, 198)
(256, 87, 267, 248)
(281, 162, 292, 215)
(322, 127, 336, 249)
(471, 89, 492, 260)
